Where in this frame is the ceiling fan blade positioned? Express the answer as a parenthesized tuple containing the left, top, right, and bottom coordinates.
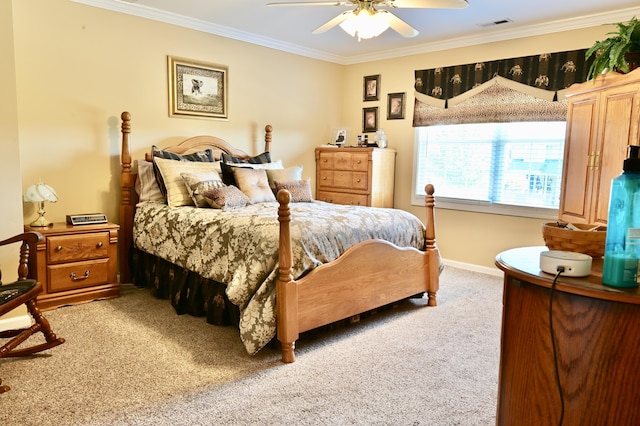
(312, 11, 354, 34)
(379, 10, 419, 37)
(267, 1, 352, 6)
(382, 0, 468, 8)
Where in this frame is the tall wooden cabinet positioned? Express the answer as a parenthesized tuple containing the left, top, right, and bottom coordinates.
(315, 147, 396, 207)
(559, 68, 640, 225)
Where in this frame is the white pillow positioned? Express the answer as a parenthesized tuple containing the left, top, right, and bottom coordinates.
(266, 165, 303, 191)
(233, 167, 277, 204)
(154, 157, 223, 207)
(135, 160, 164, 203)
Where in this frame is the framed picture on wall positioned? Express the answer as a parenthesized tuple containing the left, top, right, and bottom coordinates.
(167, 56, 228, 120)
(387, 92, 406, 120)
(363, 75, 380, 101)
(363, 107, 378, 133)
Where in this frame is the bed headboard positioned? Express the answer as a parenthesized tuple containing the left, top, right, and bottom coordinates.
(119, 111, 273, 283)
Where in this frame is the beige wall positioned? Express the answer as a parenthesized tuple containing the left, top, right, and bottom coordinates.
(7, 1, 612, 273)
(1, 0, 28, 320)
(12, 0, 343, 227)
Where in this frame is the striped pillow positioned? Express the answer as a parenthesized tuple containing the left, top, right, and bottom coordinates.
(153, 157, 222, 207)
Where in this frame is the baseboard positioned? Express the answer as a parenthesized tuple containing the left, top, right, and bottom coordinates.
(443, 258, 503, 277)
(0, 314, 31, 332)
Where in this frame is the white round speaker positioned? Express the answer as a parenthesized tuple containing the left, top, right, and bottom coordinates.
(539, 250, 592, 277)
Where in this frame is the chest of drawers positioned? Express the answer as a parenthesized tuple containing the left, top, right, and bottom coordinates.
(315, 147, 396, 207)
(24, 222, 120, 310)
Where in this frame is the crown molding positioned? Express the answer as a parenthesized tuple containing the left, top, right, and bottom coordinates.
(72, 1, 640, 65)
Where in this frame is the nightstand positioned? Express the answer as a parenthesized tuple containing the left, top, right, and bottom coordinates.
(24, 222, 120, 311)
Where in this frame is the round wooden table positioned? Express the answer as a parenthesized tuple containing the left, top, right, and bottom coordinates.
(495, 246, 640, 426)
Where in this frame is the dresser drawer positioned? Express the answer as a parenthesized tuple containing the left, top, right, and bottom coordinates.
(317, 191, 368, 206)
(319, 170, 369, 190)
(47, 232, 110, 264)
(47, 259, 110, 293)
(333, 152, 369, 171)
(317, 151, 334, 170)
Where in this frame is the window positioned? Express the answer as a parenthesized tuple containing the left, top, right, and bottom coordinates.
(412, 121, 566, 219)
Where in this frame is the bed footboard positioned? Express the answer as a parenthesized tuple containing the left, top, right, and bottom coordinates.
(276, 185, 438, 363)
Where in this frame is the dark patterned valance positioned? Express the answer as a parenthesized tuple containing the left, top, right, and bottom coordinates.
(413, 49, 593, 126)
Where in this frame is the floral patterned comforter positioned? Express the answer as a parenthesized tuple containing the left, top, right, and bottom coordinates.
(133, 200, 427, 354)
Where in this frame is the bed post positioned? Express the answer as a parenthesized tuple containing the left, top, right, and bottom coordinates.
(424, 184, 438, 306)
(276, 189, 298, 363)
(264, 124, 272, 153)
(120, 111, 135, 284)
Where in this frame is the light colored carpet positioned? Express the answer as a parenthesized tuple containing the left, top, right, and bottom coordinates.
(0, 266, 503, 426)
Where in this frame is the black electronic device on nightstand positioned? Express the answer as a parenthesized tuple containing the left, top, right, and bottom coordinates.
(66, 213, 108, 226)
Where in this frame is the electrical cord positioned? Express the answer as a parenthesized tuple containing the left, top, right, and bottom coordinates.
(550, 266, 565, 426)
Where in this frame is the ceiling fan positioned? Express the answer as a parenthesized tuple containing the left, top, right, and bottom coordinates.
(267, 0, 469, 40)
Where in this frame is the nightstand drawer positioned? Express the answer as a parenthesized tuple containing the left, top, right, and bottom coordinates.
(47, 259, 110, 293)
(47, 232, 110, 264)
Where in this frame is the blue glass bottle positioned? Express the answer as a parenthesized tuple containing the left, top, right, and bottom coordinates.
(602, 145, 640, 287)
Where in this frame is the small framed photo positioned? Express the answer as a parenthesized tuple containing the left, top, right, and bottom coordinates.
(363, 75, 380, 101)
(363, 107, 378, 133)
(168, 56, 228, 120)
(331, 128, 349, 146)
(387, 92, 406, 120)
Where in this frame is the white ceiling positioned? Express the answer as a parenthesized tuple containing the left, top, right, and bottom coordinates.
(75, 0, 640, 64)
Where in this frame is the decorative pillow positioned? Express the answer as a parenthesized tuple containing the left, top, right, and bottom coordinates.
(266, 165, 303, 191)
(152, 145, 216, 196)
(220, 160, 283, 186)
(276, 178, 313, 203)
(221, 151, 271, 165)
(233, 167, 276, 203)
(202, 186, 251, 210)
(135, 160, 164, 203)
(180, 170, 225, 207)
(153, 157, 222, 207)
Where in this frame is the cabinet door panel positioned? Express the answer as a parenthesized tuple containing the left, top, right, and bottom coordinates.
(593, 86, 640, 223)
(559, 96, 598, 223)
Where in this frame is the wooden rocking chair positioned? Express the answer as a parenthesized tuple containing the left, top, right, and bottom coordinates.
(0, 231, 65, 393)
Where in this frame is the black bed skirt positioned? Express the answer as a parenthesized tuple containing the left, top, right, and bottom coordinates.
(131, 248, 240, 327)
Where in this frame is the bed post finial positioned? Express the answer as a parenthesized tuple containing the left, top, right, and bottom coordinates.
(264, 124, 272, 153)
(120, 111, 135, 284)
(424, 184, 438, 306)
(276, 189, 298, 363)
(121, 111, 132, 174)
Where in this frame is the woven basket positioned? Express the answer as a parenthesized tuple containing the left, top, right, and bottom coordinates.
(542, 222, 607, 258)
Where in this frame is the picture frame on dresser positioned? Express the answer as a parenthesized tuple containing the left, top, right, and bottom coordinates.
(167, 55, 228, 120)
(363, 75, 380, 101)
(363, 107, 378, 133)
(331, 127, 350, 146)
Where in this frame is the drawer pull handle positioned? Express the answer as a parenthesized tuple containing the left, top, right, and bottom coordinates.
(357, 160, 362, 164)
(356, 178, 361, 183)
(322, 176, 327, 180)
(70, 270, 91, 281)
(96, 242, 103, 248)
(56, 246, 62, 252)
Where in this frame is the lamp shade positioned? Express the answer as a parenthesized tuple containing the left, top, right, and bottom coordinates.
(24, 182, 58, 203)
(339, 9, 390, 41)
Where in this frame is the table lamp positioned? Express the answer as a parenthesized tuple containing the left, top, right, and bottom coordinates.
(24, 181, 58, 227)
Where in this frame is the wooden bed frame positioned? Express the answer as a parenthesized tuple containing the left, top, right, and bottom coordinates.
(119, 111, 440, 363)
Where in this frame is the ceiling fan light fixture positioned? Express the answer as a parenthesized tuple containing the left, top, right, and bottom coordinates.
(339, 8, 389, 41)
